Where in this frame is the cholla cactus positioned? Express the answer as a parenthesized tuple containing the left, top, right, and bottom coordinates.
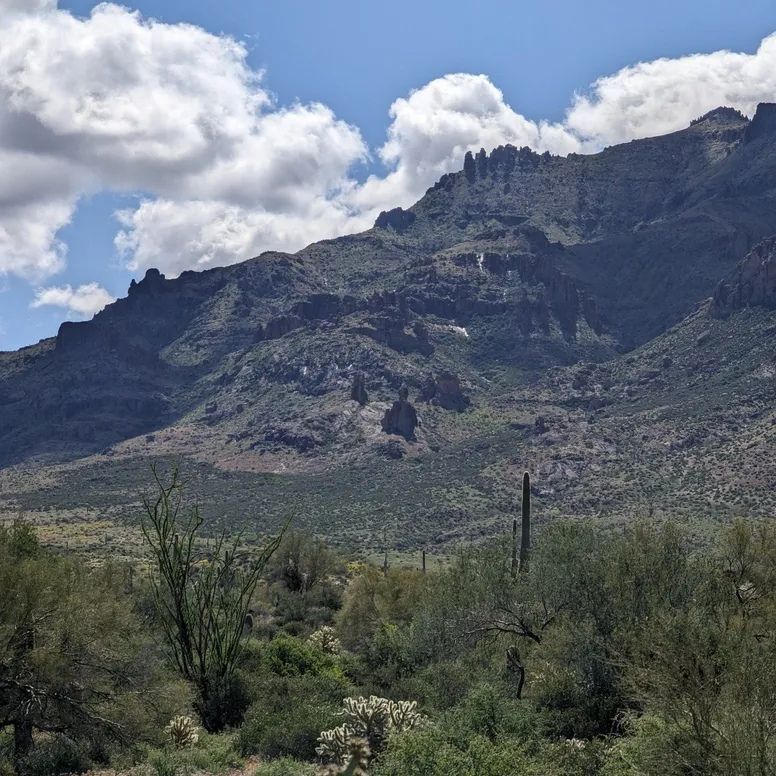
(316, 724, 351, 763)
(317, 696, 424, 765)
(329, 737, 370, 775)
(308, 625, 341, 655)
(388, 699, 422, 730)
(165, 715, 199, 748)
(341, 696, 391, 747)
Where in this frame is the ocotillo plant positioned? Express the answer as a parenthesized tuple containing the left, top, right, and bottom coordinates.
(519, 471, 531, 572)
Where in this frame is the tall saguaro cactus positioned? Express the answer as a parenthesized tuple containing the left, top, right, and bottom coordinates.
(511, 507, 518, 577)
(519, 472, 531, 572)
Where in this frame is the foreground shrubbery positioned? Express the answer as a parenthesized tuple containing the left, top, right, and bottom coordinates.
(4, 471, 776, 775)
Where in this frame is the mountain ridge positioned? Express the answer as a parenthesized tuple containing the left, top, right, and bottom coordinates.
(2, 104, 776, 554)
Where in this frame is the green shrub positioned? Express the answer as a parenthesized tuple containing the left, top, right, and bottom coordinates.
(146, 733, 241, 776)
(147, 748, 180, 776)
(337, 567, 427, 652)
(442, 684, 535, 743)
(260, 633, 343, 680)
(238, 674, 347, 760)
(371, 727, 471, 776)
(371, 729, 544, 776)
(17, 736, 89, 776)
(252, 757, 318, 776)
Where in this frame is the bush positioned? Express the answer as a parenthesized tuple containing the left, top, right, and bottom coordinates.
(337, 567, 427, 651)
(442, 684, 536, 743)
(147, 733, 242, 776)
(260, 633, 343, 680)
(238, 674, 347, 760)
(17, 736, 90, 776)
(252, 757, 317, 776)
(371, 727, 470, 776)
(371, 729, 545, 776)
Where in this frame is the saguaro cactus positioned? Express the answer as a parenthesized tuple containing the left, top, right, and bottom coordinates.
(519, 472, 531, 572)
(511, 508, 518, 577)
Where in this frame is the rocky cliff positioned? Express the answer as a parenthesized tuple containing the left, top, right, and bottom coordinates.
(713, 236, 776, 315)
(2, 106, 776, 549)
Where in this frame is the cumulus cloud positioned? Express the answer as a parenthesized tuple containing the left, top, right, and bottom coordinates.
(351, 74, 579, 214)
(0, 0, 56, 14)
(31, 282, 115, 317)
(114, 197, 367, 276)
(566, 34, 776, 146)
(0, 2, 370, 280)
(1, 1, 776, 289)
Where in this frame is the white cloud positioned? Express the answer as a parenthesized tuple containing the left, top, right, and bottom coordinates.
(115, 197, 369, 276)
(1, 2, 776, 289)
(0, 198, 72, 280)
(0, 0, 56, 14)
(565, 34, 776, 146)
(31, 282, 115, 317)
(350, 74, 580, 215)
(0, 2, 369, 279)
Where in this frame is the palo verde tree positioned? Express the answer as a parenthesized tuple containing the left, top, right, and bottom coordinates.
(140, 467, 282, 732)
(0, 522, 181, 772)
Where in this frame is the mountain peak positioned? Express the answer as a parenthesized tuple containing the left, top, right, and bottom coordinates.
(745, 102, 776, 142)
(690, 106, 749, 127)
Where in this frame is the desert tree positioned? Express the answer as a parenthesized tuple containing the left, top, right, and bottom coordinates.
(0, 521, 182, 771)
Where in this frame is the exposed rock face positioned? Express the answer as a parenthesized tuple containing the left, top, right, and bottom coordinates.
(350, 372, 369, 405)
(419, 371, 470, 411)
(5, 105, 776, 470)
(745, 103, 776, 143)
(374, 207, 416, 232)
(381, 386, 419, 441)
(712, 237, 776, 315)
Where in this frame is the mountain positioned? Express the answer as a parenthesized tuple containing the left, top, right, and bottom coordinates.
(2, 104, 776, 556)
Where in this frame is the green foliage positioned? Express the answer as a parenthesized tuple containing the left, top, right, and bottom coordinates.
(147, 733, 241, 776)
(268, 531, 340, 594)
(337, 567, 427, 651)
(238, 669, 348, 760)
(252, 757, 318, 776)
(370, 727, 546, 776)
(259, 633, 343, 679)
(10, 500, 776, 776)
(15, 736, 90, 776)
(442, 684, 534, 742)
(0, 524, 185, 770)
(140, 467, 282, 732)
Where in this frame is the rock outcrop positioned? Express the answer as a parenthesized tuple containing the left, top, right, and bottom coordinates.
(374, 207, 416, 232)
(350, 372, 369, 405)
(419, 371, 470, 412)
(381, 386, 419, 441)
(712, 237, 776, 315)
(745, 103, 776, 143)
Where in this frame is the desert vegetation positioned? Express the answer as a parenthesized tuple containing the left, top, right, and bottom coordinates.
(2, 470, 776, 776)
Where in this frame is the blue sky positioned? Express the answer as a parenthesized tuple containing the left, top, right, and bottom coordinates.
(2, 0, 776, 351)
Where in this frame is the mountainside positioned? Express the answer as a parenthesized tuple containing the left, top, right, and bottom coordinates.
(2, 104, 776, 555)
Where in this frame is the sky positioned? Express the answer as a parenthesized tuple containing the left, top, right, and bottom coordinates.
(1, 0, 776, 351)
